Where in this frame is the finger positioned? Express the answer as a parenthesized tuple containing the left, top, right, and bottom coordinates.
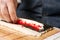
(6, 0, 18, 23)
(0, 8, 3, 20)
(0, 1, 4, 20)
(0, 3, 12, 22)
(13, 0, 18, 9)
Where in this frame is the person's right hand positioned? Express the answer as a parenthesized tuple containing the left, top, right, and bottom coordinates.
(0, 0, 18, 23)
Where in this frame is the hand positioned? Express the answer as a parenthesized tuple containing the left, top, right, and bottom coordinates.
(0, 0, 18, 23)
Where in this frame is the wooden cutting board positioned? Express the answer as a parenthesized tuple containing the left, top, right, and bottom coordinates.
(0, 21, 60, 40)
(0, 22, 40, 40)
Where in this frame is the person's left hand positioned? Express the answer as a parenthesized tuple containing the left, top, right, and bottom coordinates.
(0, 0, 18, 23)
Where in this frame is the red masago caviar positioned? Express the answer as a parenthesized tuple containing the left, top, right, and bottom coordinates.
(17, 19, 43, 31)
